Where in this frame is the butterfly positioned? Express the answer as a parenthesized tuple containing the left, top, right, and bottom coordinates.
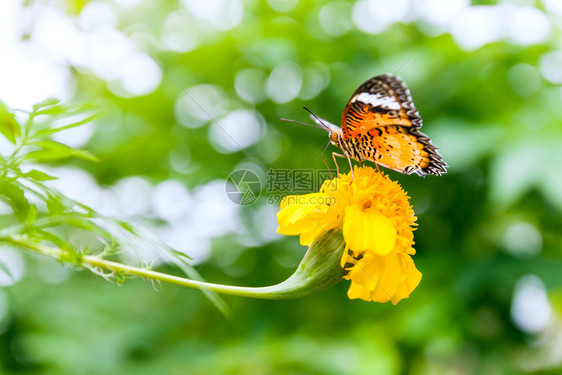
(285, 74, 447, 177)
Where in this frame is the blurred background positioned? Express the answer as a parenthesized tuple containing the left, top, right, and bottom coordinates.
(1, 0, 562, 373)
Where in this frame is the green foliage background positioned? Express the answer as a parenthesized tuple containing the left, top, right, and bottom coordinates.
(1, 0, 562, 374)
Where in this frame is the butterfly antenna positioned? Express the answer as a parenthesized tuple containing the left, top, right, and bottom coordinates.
(280, 118, 325, 130)
(392, 54, 414, 76)
(302, 106, 331, 132)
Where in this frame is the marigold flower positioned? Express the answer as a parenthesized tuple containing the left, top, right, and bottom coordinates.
(277, 166, 421, 304)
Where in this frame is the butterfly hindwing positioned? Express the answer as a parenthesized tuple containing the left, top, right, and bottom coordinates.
(367, 125, 447, 176)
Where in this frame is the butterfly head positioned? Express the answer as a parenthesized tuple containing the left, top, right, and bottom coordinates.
(329, 129, 342, 147)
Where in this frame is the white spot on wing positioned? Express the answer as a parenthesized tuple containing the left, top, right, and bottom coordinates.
(352, 92, 401, 110)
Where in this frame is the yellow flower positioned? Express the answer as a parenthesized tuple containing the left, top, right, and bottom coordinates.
(277, 166, 421, 304)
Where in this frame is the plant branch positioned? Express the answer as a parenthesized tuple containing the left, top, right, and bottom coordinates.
(4, 233, 345, 300)
(4, 233, 344, 299)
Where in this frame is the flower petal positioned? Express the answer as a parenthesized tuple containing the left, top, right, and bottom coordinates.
(343, 204, 397, 255)
(277, 193, 335, 246)
(346, 253, 402, 302)
(344, 253, 422, 304)
(390, 254, 422, 304)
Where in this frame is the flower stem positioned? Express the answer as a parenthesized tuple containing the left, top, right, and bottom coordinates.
(5, 231, 346, 300)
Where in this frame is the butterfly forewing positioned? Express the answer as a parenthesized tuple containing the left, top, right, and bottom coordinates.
(340, 74, 447, 176)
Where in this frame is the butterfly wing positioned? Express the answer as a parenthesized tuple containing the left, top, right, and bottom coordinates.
(341, 74, 447, 176)
(366, 125, 447, 176)
(341, 74, 422, 137)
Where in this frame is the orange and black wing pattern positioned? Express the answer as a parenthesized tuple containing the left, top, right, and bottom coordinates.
(341, 74, 447, 176)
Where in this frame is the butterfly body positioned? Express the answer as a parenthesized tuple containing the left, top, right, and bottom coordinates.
(315, 74, 447, 177)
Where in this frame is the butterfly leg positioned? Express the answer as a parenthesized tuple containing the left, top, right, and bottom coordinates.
(332, 152, 342, 177)
(347, 154, 354, 183)
(332, 152, 354, 182)
(321, 141, 333, 178)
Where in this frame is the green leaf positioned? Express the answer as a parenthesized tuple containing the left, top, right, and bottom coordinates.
(172, 250, 193, 261)
(26, 204, 38, 224)
(31, 112, 99, 139)
(22, 169, 57, 181)
(32, 98, 61, 114)
(118, 221, 136, 234)
(0, 101, 21, 144)
(66, 218, 104, 233)
(46, 193, 65, 216)
(35, 101, 98, 117)
(0, 180, 30, 222)
(36, 229, 69, 248)
(36, 229, 81, 264)
(26, 141, 99, 162)
(67, 149, 99, 162)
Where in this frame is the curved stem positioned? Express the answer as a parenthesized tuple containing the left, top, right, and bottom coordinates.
(4, 233, 346, 300)
(83, 255, 300, 299)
